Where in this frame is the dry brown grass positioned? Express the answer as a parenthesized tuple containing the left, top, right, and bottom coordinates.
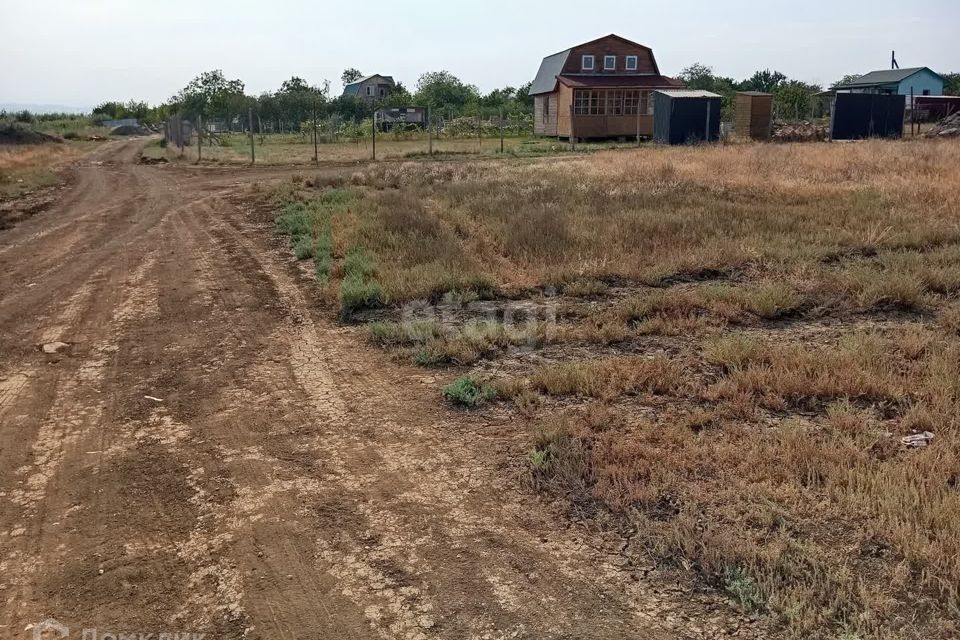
(0, 141, 104, 199)
(275, 138, 960, 639)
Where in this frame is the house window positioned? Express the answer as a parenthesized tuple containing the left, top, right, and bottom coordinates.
(366, 86, 373, 97)
(582, 55, 594, 71)
(379, 87, 385, 98)
(624, 90, 639, 115)
(644, 91, 654, 115)
(923, 89, 931, 96)
(626, 56, 638, 71)
(543, 95, 550, 121)
(604, 56, 616, 71)
(574, 90, 589, 115)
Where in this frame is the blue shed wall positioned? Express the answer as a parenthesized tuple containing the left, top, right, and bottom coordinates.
(897, 70, 943, 97)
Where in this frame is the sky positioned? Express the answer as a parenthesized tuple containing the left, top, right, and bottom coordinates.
(2, 0, 958, 110)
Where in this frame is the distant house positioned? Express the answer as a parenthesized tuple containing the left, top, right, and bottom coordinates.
(529, 34, 683, 140)
(341, 74, 395, 102)
(835, 67, 944, 97)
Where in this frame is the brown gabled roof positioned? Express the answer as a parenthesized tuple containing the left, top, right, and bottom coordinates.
(529, 34, 664, 95)
(557, 75, 683, 89)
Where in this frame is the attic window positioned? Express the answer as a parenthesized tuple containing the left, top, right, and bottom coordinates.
(582, 55, 595, 71)
(626, 56, 638, 71)
(366, 86, 373, 96)
(604, 56, 616, 71)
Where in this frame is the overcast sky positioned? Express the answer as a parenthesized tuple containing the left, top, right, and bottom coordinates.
(2, 0, 957, 110)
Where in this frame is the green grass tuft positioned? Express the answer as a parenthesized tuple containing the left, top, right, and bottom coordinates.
(442, 376, 496, 408)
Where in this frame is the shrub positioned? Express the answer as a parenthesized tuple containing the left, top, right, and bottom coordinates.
(340, 276, 384, 314)
(442, 376, 496, 408)
(293, 235, 314, 260)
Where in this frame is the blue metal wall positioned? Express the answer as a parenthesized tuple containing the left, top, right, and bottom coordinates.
(898, 69, 944, 97)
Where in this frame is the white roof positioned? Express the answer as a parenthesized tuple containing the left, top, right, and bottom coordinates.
(654, 90, 721, 98)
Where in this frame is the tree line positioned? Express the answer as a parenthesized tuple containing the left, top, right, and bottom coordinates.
(6, 65, 958, 131)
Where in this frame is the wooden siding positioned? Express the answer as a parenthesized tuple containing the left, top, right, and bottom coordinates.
(569, 115, 653, 138)
(562, 35, 657, 75)
(734, 93, 773, 140)
(534, 93, 558, 136)
(557, 83, 573, 137)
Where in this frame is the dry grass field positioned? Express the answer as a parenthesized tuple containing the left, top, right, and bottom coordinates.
(269, 138, 960, 639)
(0, 138, 109, 200)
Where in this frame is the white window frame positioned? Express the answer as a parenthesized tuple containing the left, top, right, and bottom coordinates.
(626, 55, 638, 71)
(604, 55, 616, 71)
(366, 86, 373, 97)
(582, 55, 595, 71)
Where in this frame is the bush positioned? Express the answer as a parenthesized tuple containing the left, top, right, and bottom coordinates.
(340, 275, 384, 314)
(293, 235, 314, 260)
(442, 376, 496, 408)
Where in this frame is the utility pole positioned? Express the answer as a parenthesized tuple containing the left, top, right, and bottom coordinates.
(197, 114, 202, 162)
(248, 107, 255, 164)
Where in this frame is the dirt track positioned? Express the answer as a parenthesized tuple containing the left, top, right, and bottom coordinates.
(0, 140, 707, 639)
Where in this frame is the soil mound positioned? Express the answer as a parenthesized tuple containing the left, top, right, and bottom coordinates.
(0, 122, 63, 145)
(110, 124, 150, 136)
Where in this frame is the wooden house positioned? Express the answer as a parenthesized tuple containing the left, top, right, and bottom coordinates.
(342, 74, 396, 103)
(529, 34, 683, 140)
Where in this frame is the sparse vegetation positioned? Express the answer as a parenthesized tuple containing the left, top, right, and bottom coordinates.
(442, 375, 496, 408)
(273, 138, 960, 638)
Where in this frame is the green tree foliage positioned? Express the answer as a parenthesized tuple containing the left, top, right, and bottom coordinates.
(740, 69, 786, 93)
(341, 68, 363, 85)
(677, 63, 823, 122)
(414, 71, 480, 113)
(943, 72, 960, 96)
(173, 69, 246, 121)
(678, 63, 738, 118)
(831, 74, 863, 89)
(774, 80, 822, 120)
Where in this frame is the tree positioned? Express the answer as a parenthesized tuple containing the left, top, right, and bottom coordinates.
(943, 72, 960, 96)
(173, 69, 245, 122)
(774, 80, 822, 120)
(341, 68, 363, 85)
(739, 69, 787, 94)
(831, 74, 863, 89)
(414, 71, 480, 115)
(678, 63, 737, 118)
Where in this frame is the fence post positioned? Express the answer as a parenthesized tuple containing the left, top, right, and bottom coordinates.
(312, 97, 319, 163)
(248, 108, 255, 164)
(636, 95, 642, 147)
(569, 105, 576, 151)
(371, 114, 376, 161)
(499, 108, 504, 153)
(197, 114, 202, 162)
(477, 112, 482, 151)
(427, 106, 433, 155)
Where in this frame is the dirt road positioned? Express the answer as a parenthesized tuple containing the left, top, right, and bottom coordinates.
(0, 141, 704, 639)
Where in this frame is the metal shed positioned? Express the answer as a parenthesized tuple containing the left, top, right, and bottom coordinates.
(735, 92, 773, 140)
(653, 90, 722, 145)
(830, 93, 905, 140)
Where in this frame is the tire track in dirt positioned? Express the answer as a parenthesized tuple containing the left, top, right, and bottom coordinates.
(0, 248, 159, 631)
(210, 198, 688, 639)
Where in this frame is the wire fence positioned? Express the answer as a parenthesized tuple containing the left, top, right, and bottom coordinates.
(162, 108, 537, 164)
